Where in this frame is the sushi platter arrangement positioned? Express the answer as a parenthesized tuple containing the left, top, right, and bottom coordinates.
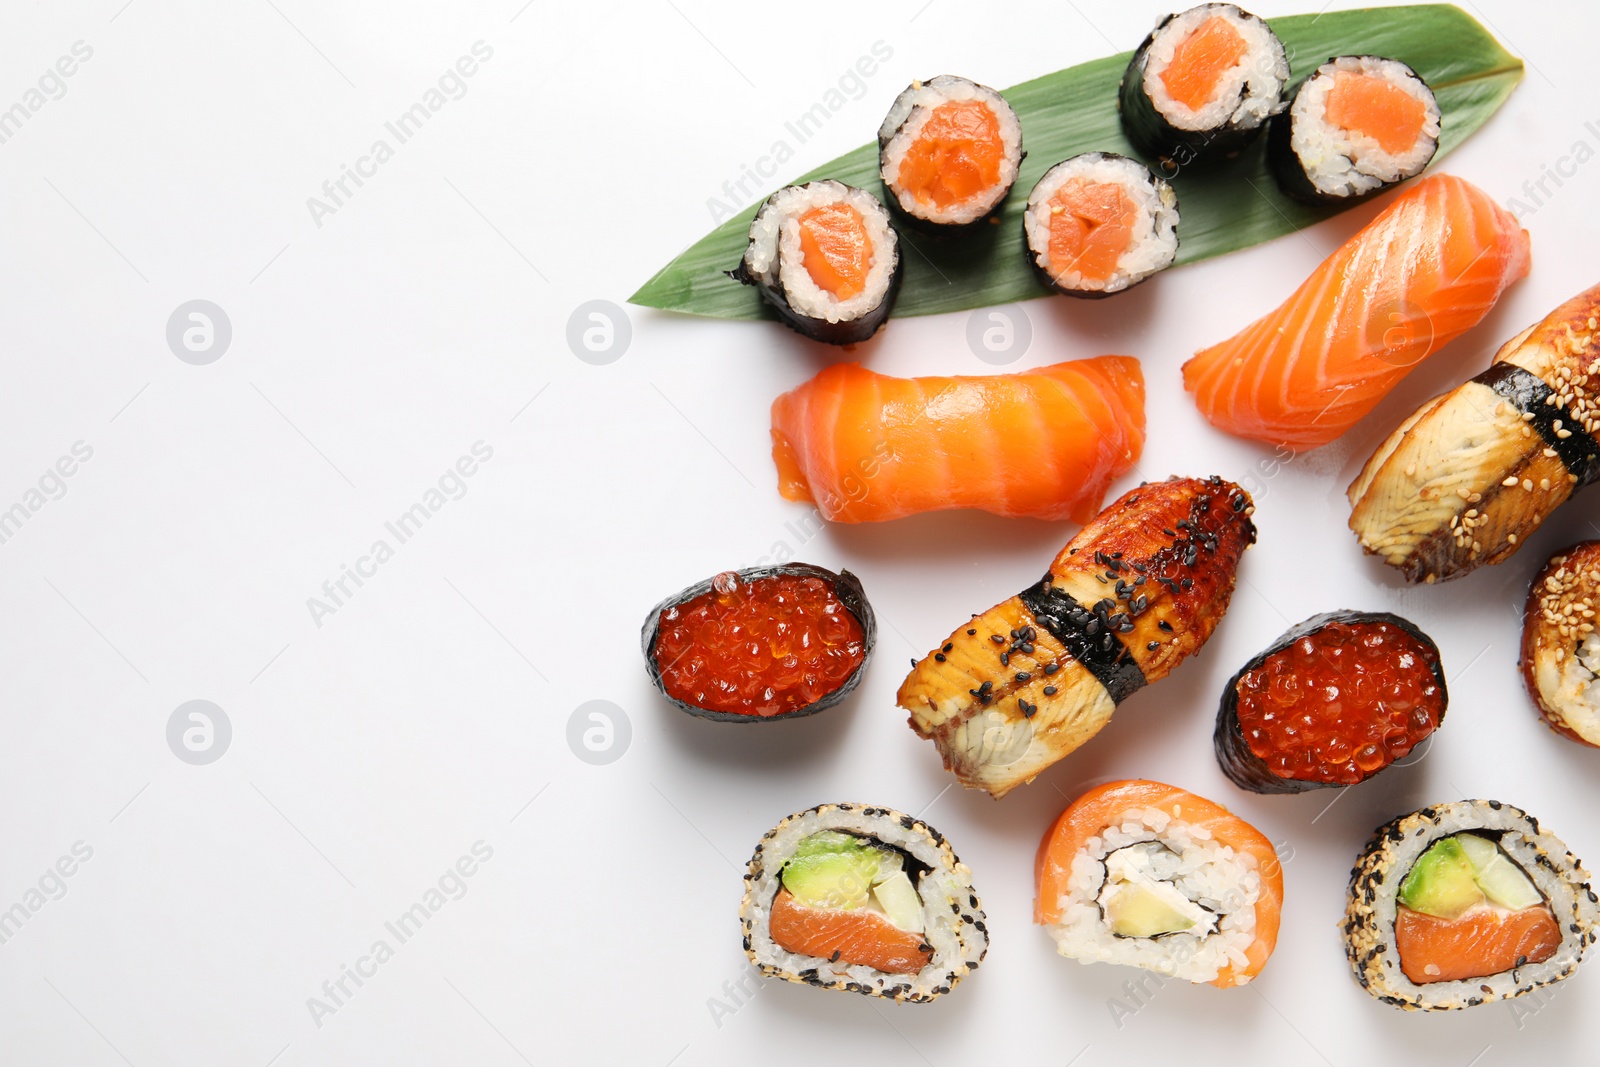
(631, 0, 1600, 1024)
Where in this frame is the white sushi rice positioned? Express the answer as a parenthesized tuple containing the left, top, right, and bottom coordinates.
(1042, 805, 1263, 984)
(741, 803, 987, 1002)
(1024, 154, 1179, 294)
(1288, 56, 1440, 199)
(1140, 4, 1287, 132)
(740, 181, 898, 325)
(879, 75, 1023, 225)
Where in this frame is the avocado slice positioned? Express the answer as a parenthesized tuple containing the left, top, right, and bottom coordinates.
(1457, 833, 1544, 911)
(1103, 881, 1203, 937)
(792, 831, 863, 860)
(871, 870, 924, 933)
(1398, 836, 1486, 919)
(782, 848, 877, 909)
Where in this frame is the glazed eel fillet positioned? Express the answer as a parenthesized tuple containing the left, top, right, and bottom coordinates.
(897, 476, 1256, 798)
(1349, 283, 1600, 583)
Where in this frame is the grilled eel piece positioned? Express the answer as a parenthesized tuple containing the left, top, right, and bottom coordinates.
(1349, 284, 1600, 583)
(897, 476, 1256, 798)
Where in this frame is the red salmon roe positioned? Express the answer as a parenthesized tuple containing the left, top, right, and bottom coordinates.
(654, 572, 865, 716)
(1234, 619, 1441, 784)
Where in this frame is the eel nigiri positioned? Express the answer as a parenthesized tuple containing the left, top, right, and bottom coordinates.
(1036, 780, 1284, 988)
(770, 356, 1145, 524)
(1183, 174, 1531, 450)
(898, 476, 1255, 797)
(1348, 283, 1600, 583)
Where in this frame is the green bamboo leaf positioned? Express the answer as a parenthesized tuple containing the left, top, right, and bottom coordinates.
(630, 4, 1522, 321)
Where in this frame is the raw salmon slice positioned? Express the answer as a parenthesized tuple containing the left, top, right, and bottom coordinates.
(1048, 179, 1139, 283)
(1395, 903, 1561, 984)
(770, 356, 1146, 523)
(768, 887, 931, 974)
(1182, 174, 1531, 450)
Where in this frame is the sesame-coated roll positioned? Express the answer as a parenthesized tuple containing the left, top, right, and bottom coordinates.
(740, 803, 987, 1002)
(1345, 801, 1599, 1011)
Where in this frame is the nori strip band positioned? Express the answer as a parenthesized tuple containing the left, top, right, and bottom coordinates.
(1018, 580, 1147, 704)
(1478, 362, 1600, 487)
(1214, 610, 1447, 794)
(640, 563, 877, 723)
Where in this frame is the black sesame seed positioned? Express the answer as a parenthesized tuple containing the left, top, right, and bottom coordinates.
(943, 643, 954, 653)
(934, 653, 946, 662)
(990, 634, 1006, 644)
(1158, 619, 1173, 632)
(966, 629, 977, 636)
(1015, 672, 1031, 683)
(1043, 685, 1057, 696)
(1044, 663, 1060, 675)
(1147, 641, 1160, 651)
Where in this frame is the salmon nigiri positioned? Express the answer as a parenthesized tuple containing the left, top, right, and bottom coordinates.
(1036, 780, 1284, 988)
(770, 356, 1145, 523)
(1183, 174, 1530, 450)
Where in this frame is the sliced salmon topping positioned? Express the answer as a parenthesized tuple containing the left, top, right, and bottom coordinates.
(1325, 71, 1427, 155)
(895, 99, 1004, 210)
(1395, 904, 1562, 984)
(797, 203, 871, 299)
(768, 887, 930, 974)
(1047, 179, 1137, 283)
(1159, 16, 1247, 111)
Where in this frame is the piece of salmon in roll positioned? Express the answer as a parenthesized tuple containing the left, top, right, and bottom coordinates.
(739, 803, 988, 1003)
(1521, 541, 1600, 747)
(731, 180, 901, 345)
(898, 476, 1255, 798)
(1035, 780, 1284, 987)
(1023, 153, 1179, 297)
(878, 75, 1023, 232)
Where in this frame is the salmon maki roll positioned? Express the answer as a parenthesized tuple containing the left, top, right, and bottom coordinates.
(1035, 780, 1284, 987)
(1183, 174, 1531, 450)
(1119, 4, 1289, 166)
(1345, 801, 1598, 1010)
(1269, 56, 1441, 204)
(740, 803, 988, 1002)
(769, 356, 1145, 523)
(899, 477, 1255, 797)
(1023, 153, 1179, 297)
(731, 181, 901, 345)
(878, 75, 1023, 232)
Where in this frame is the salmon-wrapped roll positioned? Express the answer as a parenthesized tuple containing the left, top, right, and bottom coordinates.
(1036, 780, 1284, 987)
(898, 476, 1255, 797)
(770, 356, 1145, 524)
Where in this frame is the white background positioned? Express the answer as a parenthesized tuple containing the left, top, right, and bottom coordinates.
(0, 0, 1596, 1063)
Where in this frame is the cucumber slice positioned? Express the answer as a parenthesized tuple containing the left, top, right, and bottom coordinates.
(1457, 834, 1544, 911)
(871, 870, 924, 934)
